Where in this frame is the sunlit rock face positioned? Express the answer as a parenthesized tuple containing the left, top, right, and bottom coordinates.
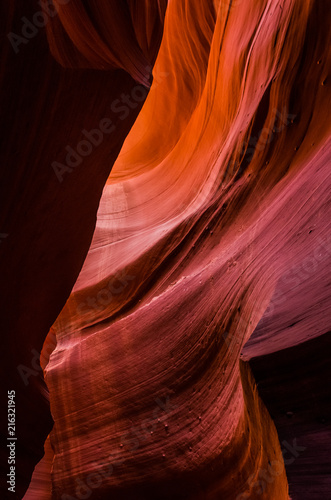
(2, 0, 330, 498)
(1, 1, 166, 498)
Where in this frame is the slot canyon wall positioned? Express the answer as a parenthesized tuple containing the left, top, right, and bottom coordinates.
(0, 0, 330, 499)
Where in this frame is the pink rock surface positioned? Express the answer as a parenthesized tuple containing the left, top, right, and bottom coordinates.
(1, 0, 330, 498)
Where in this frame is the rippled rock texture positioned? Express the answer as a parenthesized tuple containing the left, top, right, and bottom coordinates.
(1, 0, 330, 499)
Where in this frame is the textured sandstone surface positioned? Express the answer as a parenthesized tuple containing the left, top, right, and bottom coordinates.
(1, 0, 330, 499)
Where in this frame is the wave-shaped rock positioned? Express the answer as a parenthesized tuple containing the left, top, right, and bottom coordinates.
(1, 0, 330, 498)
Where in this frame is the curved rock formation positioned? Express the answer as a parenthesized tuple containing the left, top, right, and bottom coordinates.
(1, 1, 165, 498)
(1, 0, 330, 498)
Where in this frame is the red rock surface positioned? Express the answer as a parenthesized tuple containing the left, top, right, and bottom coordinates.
(0, 1, 165, 498)
(1, 0, 330, 499)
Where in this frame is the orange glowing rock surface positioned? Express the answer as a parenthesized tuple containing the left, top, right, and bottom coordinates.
(1, 0, 330, 499)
